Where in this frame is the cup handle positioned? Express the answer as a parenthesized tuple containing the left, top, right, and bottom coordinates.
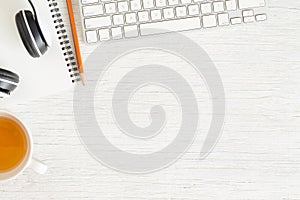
(30, 158, 48, 174)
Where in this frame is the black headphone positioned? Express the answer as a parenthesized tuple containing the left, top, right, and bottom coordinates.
(15, 0, 51, 58)
(0, 0, 52, 98)
(0, 68, 20, 98)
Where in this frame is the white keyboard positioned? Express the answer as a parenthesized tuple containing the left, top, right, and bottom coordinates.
(79, 0, 267, 44)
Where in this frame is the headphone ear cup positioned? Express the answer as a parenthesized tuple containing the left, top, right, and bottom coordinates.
(0, 81, 18, 96)
(16, 11, 40, 58)
(0, 68, 20, 84)
(15, 10, 48, 58)
(0, 68, 19, 97)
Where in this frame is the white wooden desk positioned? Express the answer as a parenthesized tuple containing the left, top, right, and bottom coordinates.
(1, 0, 300, 199)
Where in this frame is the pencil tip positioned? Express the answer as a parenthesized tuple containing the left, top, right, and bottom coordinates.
(80, 73, 85, 86)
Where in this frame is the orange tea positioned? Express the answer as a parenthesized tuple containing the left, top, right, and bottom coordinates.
(0, 114, 28, 173)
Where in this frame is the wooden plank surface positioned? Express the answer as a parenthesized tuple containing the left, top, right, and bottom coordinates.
(1, 0, 300, 199)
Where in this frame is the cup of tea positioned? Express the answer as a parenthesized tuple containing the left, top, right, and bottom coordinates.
(0, 111, 47, 181)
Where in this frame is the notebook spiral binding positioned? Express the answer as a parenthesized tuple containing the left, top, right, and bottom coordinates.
(48, 0, 81, 83)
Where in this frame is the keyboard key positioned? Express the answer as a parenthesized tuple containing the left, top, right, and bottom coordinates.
(85, 16, 111, 29)
(202, 14, 217, 28)
(231, 17, 242, 24)
(163, 8, 175, 19)
(238, 0, 265, 9)
(130, 0, 142, 11)
(175, 6, 187, 17)
(124, 25, 139, 38)
(113, 14, 124, 25)
(181, 0, 191, 4)
(225, 0, 236, 11)
(155, 0, 167, 7)
(138, 11, 150, 22)
(201, 3, 212, 14)
(105, 3, 116, 14)
(151, 9, 162, 20)
(126, 12, 137, 23)
(118, 1, 129, 12)
(188, 4, 199, 16)
(242, 9, 254, 17)
(243, 16, 255, 23)
(111, 27, 123, 39)
(255, 14, 267, 21)
(218, 13, 229, 26)
(99, 29, 110, 41)
(168, 0, 179, 6)
(86, 30, 98, 43)
(213, 1, 225, 12)
(143, 0, 155, 9)
(83, 5, 103, 17)
(140, 17, 201, 35)
(82, 0, 98, 4)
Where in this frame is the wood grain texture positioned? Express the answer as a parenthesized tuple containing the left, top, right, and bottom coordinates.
(1, 0, 300, 199)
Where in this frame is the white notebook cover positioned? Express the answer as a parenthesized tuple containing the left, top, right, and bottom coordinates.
(0, 0, 77, 104)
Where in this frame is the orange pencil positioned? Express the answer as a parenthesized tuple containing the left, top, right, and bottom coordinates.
(66, 0, 85, 85)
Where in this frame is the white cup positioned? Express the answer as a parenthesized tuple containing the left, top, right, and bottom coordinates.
(0, 111, 47, 181)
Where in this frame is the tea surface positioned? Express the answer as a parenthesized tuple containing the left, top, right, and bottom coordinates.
(0, 116, 28, 173)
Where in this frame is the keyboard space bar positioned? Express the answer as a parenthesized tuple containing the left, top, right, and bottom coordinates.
(140, 17, 201, 36)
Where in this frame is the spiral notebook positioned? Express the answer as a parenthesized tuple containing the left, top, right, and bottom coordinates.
(0, 0, 79, 104)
